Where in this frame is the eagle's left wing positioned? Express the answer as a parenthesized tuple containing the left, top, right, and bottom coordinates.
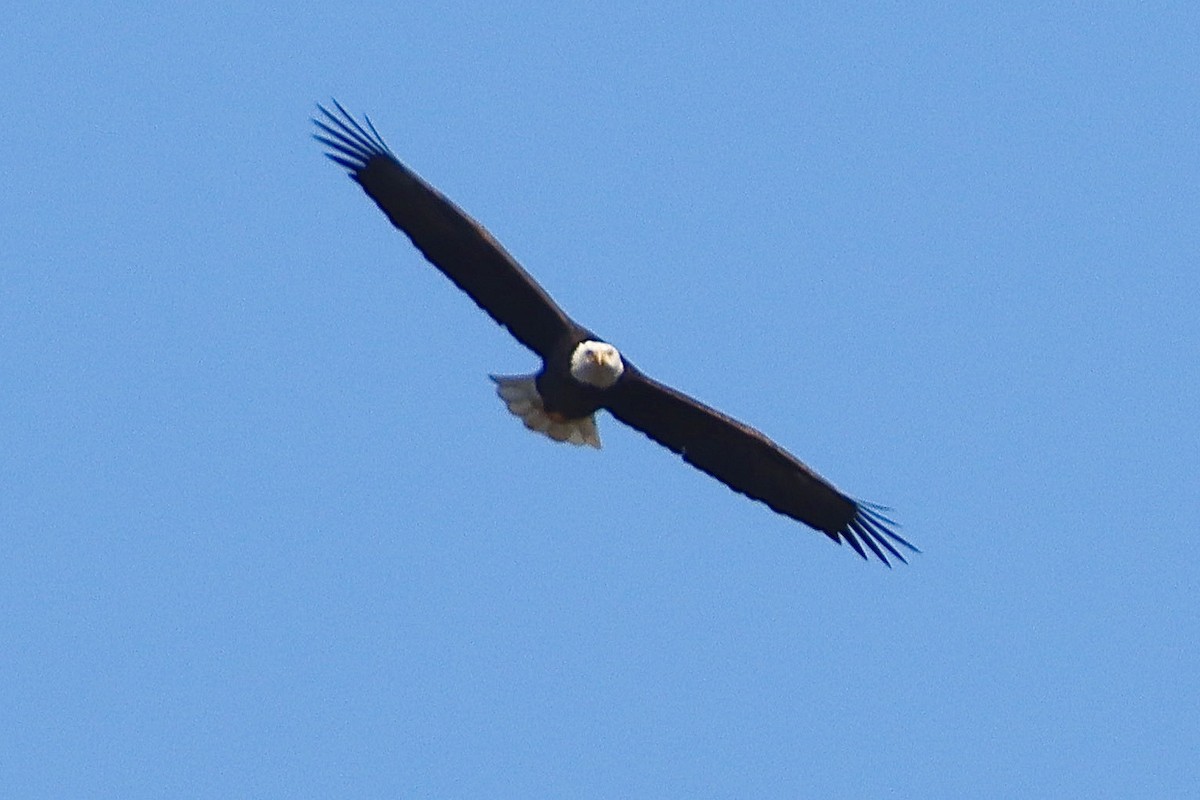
(605, 366, 916, 565)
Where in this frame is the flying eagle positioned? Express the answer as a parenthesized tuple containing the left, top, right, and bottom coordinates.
(313, 102, 917, 565)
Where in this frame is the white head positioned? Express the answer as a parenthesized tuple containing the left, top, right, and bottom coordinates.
(569, 340, 625, 389)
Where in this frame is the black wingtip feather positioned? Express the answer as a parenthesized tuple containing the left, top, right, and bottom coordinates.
(856, 523, 894, 567)
(313, 100, 395, 174)
(313, 133, 366, 163)
(323, 153, 362, 172)
(855, 514, 906, 564)
(842, 530, 869, 561)
(857, 500, 901, 528)
(840, 503, 919, 566)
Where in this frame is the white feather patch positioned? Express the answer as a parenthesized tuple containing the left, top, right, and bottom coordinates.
(490, 374, 602, 449)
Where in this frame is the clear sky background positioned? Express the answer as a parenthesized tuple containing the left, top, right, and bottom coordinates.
(4, 2, 1198, 797)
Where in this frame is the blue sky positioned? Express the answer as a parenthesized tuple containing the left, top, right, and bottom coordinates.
(4, 2, 1198, 796)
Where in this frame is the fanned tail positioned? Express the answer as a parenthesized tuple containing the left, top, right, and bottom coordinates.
(490, 375, 602, 449)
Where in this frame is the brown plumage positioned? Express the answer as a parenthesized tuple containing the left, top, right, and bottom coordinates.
(314, 101, 916, 565)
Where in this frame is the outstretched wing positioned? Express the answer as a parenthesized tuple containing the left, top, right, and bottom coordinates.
(605, 367, 917, 565)
(314, 101, 577, 358)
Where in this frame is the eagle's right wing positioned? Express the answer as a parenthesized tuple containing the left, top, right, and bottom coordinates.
(314, 102, 578, 358)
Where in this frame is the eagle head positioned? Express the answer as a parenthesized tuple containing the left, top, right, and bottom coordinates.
(570, 340, 625, 389)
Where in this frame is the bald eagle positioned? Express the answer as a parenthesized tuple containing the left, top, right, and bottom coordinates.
(314, 102, 917, 566)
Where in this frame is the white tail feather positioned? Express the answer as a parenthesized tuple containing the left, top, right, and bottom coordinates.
(490, 374, 602, 449)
